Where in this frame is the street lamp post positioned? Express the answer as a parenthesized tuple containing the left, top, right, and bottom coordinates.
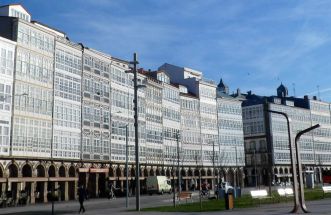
(257, 120, 319, 214)
(126, 53, 141, 211)
(125, 124, 129, 208)
(48, 177, 59, 215)
(267, 110, 300, 213)
(212, 141, 215, 194)
(126, 53, 146, 211)
(172, 156, 176, 208)
(294, 124, 320, 213)
(195, 154, 202, 210)
(176, 131, 181, 194)
(132, 53, 140, 211)
(253, 149, 257, 188)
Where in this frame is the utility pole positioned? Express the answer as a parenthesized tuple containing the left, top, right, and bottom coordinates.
(212, 141, 215, 192)
(176, 131, 180, 194)
(126, 53, 146, 211)
(235, 146, 238, 188)
(172, 155, 176, 208)
(125, 125, 129, 208)
(131, 53, 140, 211)
(254, 149, 257, 188)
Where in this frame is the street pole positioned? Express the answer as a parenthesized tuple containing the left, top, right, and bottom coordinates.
(212, 142, 215, 192)
(176, 131, 180, 194)
(235, 146, 238, 188)
(199, 167, 202, 210)
(267, 110, 300, 213)
(254, 149, 257, 188)
(294, 124, 320, 213)
(172, 157, 176, 208)
(131, 53, 140, 211)
(125, 125, 129, 208)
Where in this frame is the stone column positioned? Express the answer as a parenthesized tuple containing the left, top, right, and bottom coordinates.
(95, 174, 99, 197)
(30, 182, 35, 204)
(64, 181, 69, 201)
(85, 173, 89, 189)
(1, 183, 6, 195)
(54, 182, 59, 201)
(120, 180, 124, 192)
(16, 182, 22, 205)
(21, 181, 26, 191)
(240, 171, 244, 187)
(185, 179, 189, 191)
(105, 173, 109, 194)
(43, 181, 48, 203)
(74, 180, 78, 200)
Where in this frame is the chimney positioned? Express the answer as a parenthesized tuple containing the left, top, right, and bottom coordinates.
(304, 95, 309, 100)
(237, 88, 241, 96)
(313, 96, 317, 100)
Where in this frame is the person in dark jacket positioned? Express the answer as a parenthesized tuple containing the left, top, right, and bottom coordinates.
(78, 185, 86, 213)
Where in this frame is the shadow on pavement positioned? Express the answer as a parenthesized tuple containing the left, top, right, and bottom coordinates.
(1, 210, 74, 215)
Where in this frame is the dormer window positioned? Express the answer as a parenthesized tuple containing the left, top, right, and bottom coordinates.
(157, 72, 170, 84)
(9, 6, 31, 22)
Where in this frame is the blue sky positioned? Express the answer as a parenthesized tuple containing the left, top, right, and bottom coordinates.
(3, 0, 331, 101)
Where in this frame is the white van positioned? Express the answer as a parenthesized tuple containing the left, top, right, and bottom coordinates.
(221, 182, 234, 193)
(146, 176, 172, 195)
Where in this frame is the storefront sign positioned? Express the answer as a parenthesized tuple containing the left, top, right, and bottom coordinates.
(90, 168, 109, 173)
(78, 168, 89, 173)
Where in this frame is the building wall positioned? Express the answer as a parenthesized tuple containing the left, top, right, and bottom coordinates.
(0, 37, 15, 156)
(81, 48, 111, 161)
(180, 94, 201, 166)
(109, 59, 143, 164)
(12, 20, 54, 158)
(217, 97, 245, 167)
(310, 100, 331, 165)
(162, 83, 180, 166)
(0, 6, 249, 201)
(242, 97, 331, 186)
(269, 103, 312, 165)
(52, 39, 82, 159)
(145, 78, 163, 165)
(199, 82, 218, 165)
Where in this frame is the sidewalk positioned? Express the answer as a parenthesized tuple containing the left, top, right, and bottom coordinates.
(0, 197, 330, 215)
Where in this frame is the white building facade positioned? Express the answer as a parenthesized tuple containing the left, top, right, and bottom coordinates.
(241, 84, 331, 187)
(217, 95, 245, 186)
(0, 3, 248, 203)
(81, 48, 112, 161)
(0, 36, 15, 156)
(53, 37, 82, 160)
(11, 11, 54, 158)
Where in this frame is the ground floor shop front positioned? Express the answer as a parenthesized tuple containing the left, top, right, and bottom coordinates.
(0, 158, 244, 205)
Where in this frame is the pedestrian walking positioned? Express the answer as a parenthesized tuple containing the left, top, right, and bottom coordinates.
(78, 185, 87, 213)
(108, 183, 118, 199)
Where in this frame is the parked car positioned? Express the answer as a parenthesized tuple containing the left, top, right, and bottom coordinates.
(146, 176, 172, 195)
